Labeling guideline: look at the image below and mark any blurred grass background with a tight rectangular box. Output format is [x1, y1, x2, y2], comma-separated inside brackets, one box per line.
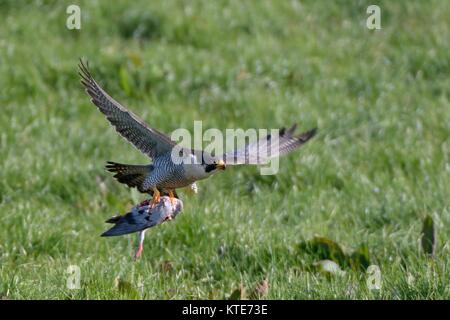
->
[0, 0, 449, 299]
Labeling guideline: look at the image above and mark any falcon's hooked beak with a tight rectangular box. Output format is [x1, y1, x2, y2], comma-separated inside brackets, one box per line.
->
[216, 160, 226, 170]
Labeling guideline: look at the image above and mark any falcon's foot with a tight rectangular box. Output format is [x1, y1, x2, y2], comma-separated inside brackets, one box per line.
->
[150, 188, 161, 208]
[168, 190, 177, 208]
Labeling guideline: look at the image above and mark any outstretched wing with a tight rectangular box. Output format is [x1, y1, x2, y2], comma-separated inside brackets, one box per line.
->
[79, 60, 175, 159]
[222, 125, 317, 165]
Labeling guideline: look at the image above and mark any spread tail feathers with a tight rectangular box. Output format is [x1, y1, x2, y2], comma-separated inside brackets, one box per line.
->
[105, 161, 152, 193]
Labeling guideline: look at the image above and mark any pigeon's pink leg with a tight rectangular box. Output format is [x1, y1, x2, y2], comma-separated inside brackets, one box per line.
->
[134, 230, 146, 260]
[134, 244, 144, 260]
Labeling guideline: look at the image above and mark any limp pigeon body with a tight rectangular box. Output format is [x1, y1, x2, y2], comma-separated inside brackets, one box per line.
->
[102, 196, 183, 259]
[102, 196, 183, 237]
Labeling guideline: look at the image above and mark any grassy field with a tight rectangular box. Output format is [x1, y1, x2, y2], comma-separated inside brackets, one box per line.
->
[0, 0, 449, 299]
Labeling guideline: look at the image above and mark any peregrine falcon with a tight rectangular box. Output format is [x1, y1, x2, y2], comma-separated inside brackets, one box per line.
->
[79, 60, 317, 206]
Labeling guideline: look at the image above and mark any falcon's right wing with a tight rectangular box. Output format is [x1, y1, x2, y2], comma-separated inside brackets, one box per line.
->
[79, 60, 175, 159]
[222, 124, 317, 165]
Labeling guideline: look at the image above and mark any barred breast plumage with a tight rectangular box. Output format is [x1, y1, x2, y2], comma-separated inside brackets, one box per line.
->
[142, 153, 192, 190]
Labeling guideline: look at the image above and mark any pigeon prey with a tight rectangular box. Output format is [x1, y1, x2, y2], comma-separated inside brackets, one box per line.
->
[102, 196, 183, 259]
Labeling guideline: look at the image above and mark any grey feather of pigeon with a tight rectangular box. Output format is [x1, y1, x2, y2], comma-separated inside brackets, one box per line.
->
[102, 196, 183, 237]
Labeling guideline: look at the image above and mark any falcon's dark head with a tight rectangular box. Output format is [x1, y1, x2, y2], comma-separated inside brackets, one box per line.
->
[204, 159, 226, 173]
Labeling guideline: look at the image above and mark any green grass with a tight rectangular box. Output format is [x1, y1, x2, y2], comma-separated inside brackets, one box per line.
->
[0, 0, 449, 299]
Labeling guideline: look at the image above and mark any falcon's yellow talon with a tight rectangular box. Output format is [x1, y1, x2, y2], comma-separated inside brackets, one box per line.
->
[168, 190, 176, 207]
[150, 188, 160, 208]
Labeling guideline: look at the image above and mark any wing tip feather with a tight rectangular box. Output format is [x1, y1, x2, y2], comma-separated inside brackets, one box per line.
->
[300, 127, 318, 141]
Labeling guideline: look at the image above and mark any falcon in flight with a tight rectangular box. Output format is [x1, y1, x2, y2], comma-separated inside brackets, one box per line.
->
[79, 60, 317, 206]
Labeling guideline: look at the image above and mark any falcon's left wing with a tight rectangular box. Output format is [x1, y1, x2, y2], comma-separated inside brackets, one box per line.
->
[79, 60, 176, 160]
